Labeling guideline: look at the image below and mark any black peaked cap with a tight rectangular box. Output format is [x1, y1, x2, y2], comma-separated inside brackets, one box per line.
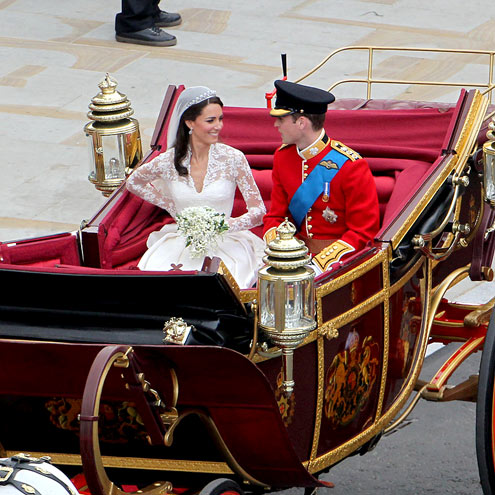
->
[270, 80, 335, 116]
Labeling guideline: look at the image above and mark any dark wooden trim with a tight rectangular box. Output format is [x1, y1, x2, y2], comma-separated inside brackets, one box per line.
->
[80, 225, 101, 268]
[150, 84, 179, 150]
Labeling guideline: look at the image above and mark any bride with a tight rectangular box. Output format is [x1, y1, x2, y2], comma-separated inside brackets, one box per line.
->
[126, 86, 266, 288]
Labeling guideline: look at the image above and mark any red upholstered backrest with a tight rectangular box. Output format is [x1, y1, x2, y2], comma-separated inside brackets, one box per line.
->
[98, 98, 459, 268]
[0, 232, 80, 267]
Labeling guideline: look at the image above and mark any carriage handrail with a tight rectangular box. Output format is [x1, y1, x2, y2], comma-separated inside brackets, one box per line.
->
[290, 46, 495, 101]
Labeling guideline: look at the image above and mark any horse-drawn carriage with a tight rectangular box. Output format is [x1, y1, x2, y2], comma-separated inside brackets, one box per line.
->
[2, 46, 495, 494]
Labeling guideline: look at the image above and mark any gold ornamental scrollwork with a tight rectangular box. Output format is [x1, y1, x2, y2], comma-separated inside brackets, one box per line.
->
[163, 317, 193, 345]
[318, 322, 339, 340]
[4, 451, 234, 474]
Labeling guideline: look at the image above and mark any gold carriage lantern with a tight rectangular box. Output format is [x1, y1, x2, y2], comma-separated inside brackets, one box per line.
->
[84, 73, 142, 196]
[257, 219, 316, 396]
[483, 117, 495, 206]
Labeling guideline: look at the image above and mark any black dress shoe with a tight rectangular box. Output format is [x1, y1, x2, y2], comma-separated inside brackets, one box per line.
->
[116, 26, 177, 47]
[154, 10, 182, 27]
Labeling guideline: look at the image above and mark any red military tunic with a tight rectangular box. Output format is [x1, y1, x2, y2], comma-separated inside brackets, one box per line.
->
[263, 132, 380, 266]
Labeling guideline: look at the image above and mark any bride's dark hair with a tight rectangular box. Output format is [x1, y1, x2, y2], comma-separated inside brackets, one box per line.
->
[174, 96, 224, 175]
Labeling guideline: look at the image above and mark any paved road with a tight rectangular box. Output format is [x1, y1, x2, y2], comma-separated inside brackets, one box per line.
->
[283, 343, 484, 495]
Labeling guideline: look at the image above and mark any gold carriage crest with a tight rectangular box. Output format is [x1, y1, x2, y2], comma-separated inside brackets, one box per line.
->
[323, 333, 379, 428]
[45, 398, 148, 443]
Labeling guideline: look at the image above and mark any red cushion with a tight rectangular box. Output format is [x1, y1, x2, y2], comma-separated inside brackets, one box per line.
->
[380, 161, 432, 228]
[0, 233, 80, 267]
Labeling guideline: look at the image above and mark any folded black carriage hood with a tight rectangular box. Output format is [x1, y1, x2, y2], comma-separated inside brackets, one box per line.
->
[0, 268, 250, 348]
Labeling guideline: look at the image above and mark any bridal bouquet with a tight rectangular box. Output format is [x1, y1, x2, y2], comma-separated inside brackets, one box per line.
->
[176, 206, 229, 258]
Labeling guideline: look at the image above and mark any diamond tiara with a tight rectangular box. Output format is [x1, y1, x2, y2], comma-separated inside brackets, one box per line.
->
[184, 89, 217, 111]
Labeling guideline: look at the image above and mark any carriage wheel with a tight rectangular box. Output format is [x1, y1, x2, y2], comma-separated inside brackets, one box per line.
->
[199, 478, 243, 495]
[476, 310, 495, 494]
[79, 345, 172, 495]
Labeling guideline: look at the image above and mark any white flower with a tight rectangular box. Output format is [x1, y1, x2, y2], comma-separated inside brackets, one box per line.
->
[176, 206, 229, 258]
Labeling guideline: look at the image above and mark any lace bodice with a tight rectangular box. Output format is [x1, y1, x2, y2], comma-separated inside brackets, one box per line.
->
[126, 143, 266, 233]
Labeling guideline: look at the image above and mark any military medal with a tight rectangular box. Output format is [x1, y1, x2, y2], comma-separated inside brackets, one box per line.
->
[322, 181, 330, 202]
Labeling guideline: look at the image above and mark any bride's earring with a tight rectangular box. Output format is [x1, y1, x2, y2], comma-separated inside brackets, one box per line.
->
[188, 128, 193, 135]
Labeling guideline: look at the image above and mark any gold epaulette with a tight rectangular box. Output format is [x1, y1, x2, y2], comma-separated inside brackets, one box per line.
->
[312, 240, 355, 272]
[331, 140, 361, 161]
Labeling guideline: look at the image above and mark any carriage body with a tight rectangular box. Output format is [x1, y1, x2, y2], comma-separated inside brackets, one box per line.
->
[1, 47, 495, 494]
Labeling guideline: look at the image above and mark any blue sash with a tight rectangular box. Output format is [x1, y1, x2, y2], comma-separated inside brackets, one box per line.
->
[289, 148, 348, 229]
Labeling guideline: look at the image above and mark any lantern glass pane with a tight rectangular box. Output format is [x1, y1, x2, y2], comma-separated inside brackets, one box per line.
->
[259, 277, 276, 329]
[101, 134, 126, 180]
[284, 279, 314, 329]
[86, 133, 96, 179]
[484, 145, 495, 202]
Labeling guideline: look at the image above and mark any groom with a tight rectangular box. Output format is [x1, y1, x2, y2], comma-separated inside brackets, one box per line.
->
[263, 80, 380, 273]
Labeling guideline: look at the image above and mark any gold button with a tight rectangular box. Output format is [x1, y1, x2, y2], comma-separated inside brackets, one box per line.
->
[308, 207, 312, 212]
[307, 224, 312, 230]
[304, 164, 309, 170]
[303, 173, 308, 178]
[307, 216, 312, 221]
[308, 233, 313, 238]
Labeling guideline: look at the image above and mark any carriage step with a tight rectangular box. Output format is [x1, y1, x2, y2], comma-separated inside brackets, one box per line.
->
[416, 375, 478, 402]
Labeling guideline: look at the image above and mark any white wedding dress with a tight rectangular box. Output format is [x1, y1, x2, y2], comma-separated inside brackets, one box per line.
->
[126, 143, 266, 288]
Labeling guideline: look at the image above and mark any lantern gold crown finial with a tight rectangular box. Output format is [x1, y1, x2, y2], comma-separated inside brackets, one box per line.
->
[99, 73, 118, 94]
[87, 73, 134, 122]
[263, 218, 310, 270]
[276, 218, 297, 239]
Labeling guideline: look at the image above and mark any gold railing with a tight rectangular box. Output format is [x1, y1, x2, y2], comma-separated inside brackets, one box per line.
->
[293, 46, 495, 101]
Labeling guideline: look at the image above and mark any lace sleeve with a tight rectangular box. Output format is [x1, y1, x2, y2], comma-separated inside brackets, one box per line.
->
[228, 151, 266, 233]
[126, 152, 177, 217]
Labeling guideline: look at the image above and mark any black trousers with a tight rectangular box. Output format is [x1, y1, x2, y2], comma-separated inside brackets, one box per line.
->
[115, 0, 161, 34]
